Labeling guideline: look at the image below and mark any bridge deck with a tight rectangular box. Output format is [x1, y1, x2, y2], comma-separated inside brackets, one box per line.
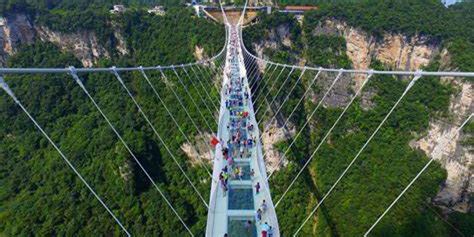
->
[206, 26, 279, 237]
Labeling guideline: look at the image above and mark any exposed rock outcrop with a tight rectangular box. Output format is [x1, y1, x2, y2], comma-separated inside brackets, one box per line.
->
[253, 18, 473, 212]
[312, 19, 440, 90]
[119, 160, 134, 181]
[0, 14, 35, 65]
[36, 26, 110, 67]
[114, 29, 128, 56]
[261, 119, 296, 172]
[412, 78, 473, 212]
[194, 45, 205, 61]
[181, 133, 213, 166]
[317, 20, 473, 212]
[0, 13, 128, 67]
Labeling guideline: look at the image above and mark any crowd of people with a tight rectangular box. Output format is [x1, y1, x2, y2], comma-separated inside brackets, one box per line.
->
[219, 27, 275, 237]
[218, 43, 255, 197]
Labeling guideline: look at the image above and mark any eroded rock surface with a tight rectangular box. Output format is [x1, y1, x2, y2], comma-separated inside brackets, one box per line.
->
[181, 132, 213, 166]
[0, 13, 128, 67]
[412, 79, 473, 212]
[261, 119, 296, 172]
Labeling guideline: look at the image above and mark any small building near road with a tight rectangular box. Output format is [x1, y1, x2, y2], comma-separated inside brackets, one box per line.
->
[279, 5, 318, 14]
[278, 5, 318, 24]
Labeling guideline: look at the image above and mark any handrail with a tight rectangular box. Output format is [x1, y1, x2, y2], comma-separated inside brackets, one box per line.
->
[0, 54, 227, 74]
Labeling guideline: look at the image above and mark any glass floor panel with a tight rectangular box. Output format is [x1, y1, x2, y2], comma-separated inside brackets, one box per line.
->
[228, 216, 257, 237]
[231, 162, 251, 180]
[228, 186, 254, 210]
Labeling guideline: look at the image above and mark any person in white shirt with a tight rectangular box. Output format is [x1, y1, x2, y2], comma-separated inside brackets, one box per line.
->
[260, 199, 267, 213]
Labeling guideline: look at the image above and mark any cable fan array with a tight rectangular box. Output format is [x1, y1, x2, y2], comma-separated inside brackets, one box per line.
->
[1, 51, 227, 236]
[1, 0, 474, 235]
[239, 23, 474, 235]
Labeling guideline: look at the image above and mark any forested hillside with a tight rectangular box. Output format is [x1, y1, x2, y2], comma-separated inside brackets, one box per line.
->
[1, 0, 473, 236]
[0, 4, 224, 236]
[0, 0, 186, 12]
[244, 0, 473, 236]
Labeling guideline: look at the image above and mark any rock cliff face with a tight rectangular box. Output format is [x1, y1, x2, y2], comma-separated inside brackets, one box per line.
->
[261, 120, 296, 173]
[252, 18, 473, 212]
[194, 45, 205, 61]
[181, 133, 213, 166]
[412, 75, 473, 213]
[0, 14, 35, 65]
[252, 24, 287, 61]
[0, 13, 127, 67]
[35, 26, 111, 67]
[312, 19, 439, 90]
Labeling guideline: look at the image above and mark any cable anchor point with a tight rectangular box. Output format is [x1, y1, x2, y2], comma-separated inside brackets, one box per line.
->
[368, 69, 374, 76]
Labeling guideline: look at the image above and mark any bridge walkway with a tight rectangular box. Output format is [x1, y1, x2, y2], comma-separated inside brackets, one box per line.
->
[205, 25, 280, 237]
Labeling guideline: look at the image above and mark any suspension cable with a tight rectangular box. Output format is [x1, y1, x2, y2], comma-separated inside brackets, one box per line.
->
[270, 69, 321, 141]
[188, 65, 220, 109]
[196, 63, 221, 101]
[172, 67, 216, 131]
[250, 62, 273, 96]
[260, 68, 320, 166]
[261, 68, 307, 135]
[191, 65, 220, 109]
[251, 63, 279, 100]
[245, 59, 259, 88]
[159, 68, 214, 150]
[238, 32, 474, 78]
[275, 72, 373, 207]
[364, 113, 473, 236]
[139, 68, 213, 179]
[248, 64, 263, 91]
[294, 72, 422, 236]
[69, 67, 194, 236]
[243, 50, 252, 68]
[182, 66, 219, 117]
[245, 53, 262, 79]
[255, 67, 294, 115]
[256, 66, 295, 116]
[0, 76, 131, 237]
[253, 66, 286, 108]
[246, 59, 260, 85]
[266, 70, 344, 180]
[246, 59, 262, 90]
[111, 68, 209, 208]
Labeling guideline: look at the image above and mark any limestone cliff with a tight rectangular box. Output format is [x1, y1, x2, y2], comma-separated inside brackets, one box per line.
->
[312, 19, 440, 90]
[0, 14, 35, 65]
[181, 132, 214, 166]
[251, 18, 473, 212]
[252, 24, 291, 61]
[411, 63, 473, 212]
[0, 13, 128, 67]
[35, 26, 111, 67]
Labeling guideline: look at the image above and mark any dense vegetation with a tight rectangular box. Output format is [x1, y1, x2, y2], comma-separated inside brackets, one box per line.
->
[303, 0, 472, 40]
[1, 0, 224, 63]
[243, 12, 303, 64]
[302, 0, 474, 77]
[0, 0, 472, 236]
[306, 35, 351, 68]
[244, 1, 473, 236]
[0, 0, 186, 14]
[0, 6, 225, 236]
